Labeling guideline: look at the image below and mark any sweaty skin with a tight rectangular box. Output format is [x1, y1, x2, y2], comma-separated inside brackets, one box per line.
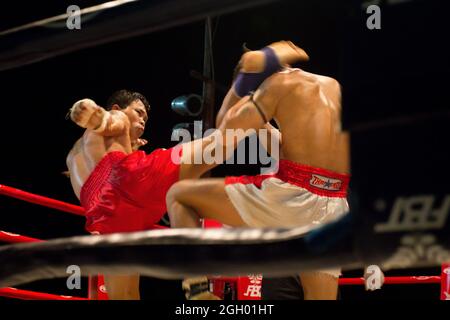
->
[227, 68, 349, 300]
[220, 68, 349, 174]
[66, 98, 148, 300]
[263, 69, 348, 173]
[167, 66, 349, 301]
[66, 99, 147, 199]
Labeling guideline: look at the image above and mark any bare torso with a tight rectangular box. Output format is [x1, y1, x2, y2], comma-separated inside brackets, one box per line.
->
[66, 126, 132, 199]
[272, 69, 349, 174]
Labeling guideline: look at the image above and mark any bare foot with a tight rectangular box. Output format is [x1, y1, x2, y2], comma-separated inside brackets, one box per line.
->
[240, 40, 309, 73]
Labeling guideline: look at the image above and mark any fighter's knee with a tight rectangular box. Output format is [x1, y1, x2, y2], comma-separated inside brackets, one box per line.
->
[166, 183, 180, 205]
[166, 180, 190, 204]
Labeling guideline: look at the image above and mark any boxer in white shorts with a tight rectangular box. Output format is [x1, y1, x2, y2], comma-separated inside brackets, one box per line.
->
[167, 43, 349, 299]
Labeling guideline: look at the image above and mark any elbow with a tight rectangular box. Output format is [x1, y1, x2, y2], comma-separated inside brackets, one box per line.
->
[215, 113, 222, 129]
[216, 107, 230, 128]
[219, 110, 236, 131]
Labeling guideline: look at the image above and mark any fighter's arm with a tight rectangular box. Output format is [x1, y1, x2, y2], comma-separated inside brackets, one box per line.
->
[216, 93, 277, 154]
[69, 99, 128, 136]
[216, 88, 240, 128]
[216, 71, 299, 156]
[261, 122, 282, 157]
[217, 92, 282, 152]
[219, 96, 273, 132]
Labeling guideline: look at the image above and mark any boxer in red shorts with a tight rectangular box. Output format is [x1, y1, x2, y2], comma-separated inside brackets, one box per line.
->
[67, 90, 182, 234]
[66, 90, 216, 299]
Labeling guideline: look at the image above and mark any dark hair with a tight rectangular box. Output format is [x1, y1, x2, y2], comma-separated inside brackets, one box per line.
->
[106, 89, 150, 112]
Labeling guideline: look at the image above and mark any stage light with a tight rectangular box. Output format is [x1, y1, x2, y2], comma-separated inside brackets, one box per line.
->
[171, 94, 203, 117]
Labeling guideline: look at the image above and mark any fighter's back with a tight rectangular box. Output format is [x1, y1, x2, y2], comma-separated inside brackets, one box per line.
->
[273, 69, 349, 174]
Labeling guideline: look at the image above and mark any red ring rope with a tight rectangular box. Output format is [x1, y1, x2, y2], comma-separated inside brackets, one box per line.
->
[209, 275, 442, 286]
[0, 287, 88, 300]
[0, 184, 84, 216]
[0, 230, 42, 243]
[339, 276, 441, 285]
[0, 183, 168, 229]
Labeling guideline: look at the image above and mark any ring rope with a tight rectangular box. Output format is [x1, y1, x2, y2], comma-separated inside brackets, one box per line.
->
[1, 229, 443, 287]
[0, 230, 42, 243]
[0, 229, 446, 297]
[1, 229, 444, 288]
[0, 287, 88, 300]
[339, 276, 441, 285]
[209, 275, 442, 286]
[0, 184, 84, 216]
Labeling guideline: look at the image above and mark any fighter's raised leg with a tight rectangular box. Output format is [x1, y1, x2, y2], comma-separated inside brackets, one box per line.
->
[167, 178, 246, 228]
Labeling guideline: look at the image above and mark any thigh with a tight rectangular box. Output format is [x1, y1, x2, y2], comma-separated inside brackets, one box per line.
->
[178, 136, 220, 180]
[172, 178, 247, 227]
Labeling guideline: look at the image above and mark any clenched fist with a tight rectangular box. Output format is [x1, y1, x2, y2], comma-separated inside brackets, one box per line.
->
[70, 98, 105, 130]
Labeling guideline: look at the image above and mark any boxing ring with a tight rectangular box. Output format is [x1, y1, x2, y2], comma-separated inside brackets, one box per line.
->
[1, 0, 449, 301]
[0, 184, 449, 300]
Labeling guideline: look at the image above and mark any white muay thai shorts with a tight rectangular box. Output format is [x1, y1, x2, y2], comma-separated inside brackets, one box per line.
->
[225, 159, 350, 278]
